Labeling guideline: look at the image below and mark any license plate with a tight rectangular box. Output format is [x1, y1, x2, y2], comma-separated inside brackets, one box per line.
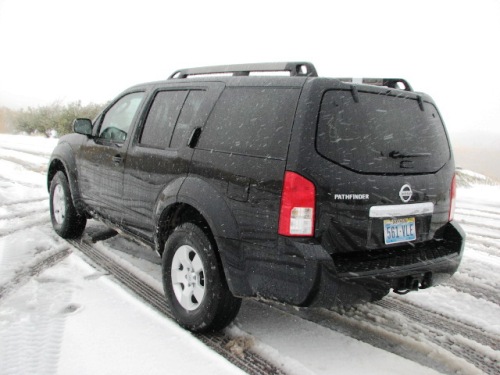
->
[383, 217, 416, 244]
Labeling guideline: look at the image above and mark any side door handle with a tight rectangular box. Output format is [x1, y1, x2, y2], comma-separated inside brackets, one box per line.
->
[112, 154, 123, 165]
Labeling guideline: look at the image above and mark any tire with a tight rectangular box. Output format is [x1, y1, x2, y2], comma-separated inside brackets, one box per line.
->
[49, 171, 86, 239]
[162, 223, 241, 332]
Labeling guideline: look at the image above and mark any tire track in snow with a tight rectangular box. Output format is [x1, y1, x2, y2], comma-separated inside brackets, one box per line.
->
[455, 255, 500, 298]
[445, 275, 500, 305]
[456, 204, 500, 216]
[455, 209, 500, 222]
[459, 221, 500, 233]
[457, 201, 500, 212]
[455, 210, 500, 241]
[445, 234, 500, 304]
[460, 228, 500, 241]
[0, 207, 49, 221]
[68, 234, 499, 375]
[0, 145, 52, 158]
[274, 297, 499, 375]
[377, 297, 499, 350]
[0, 174, 43, 189]
[0, 155, 47, 174]
[0, 248, 74, 375]
[0, 213, 51, 238]
[463, 242, 500, 260]
[0, 247, 72, 299]
[271, 302, 485, 375]
[459, 221, 500, 236]
[374, 298, 500, 375]
[67, 238, 286, 375]
[2, 196, 48, 207]
[465, 235, 500, 253]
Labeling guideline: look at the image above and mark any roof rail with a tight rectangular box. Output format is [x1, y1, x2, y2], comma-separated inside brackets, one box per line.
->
[168, 62, 318, 79]
[338, 78, 413, 92]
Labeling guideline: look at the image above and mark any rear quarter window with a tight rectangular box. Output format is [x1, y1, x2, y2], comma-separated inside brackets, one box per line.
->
[316, 90, 450, 174]
[139, 90, 187, 149]
[170, 90, 206, 149]
[198, 87, 300, 159]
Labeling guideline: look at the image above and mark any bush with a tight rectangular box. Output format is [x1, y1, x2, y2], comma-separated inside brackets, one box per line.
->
[0, 107, 15, 133]
[12, 101, 105, 136]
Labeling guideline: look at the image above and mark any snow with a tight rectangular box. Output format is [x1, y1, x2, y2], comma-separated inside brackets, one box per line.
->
[0, 134, 58, 156]
[233, 301, 441, 375]
[1, 255, 245, 375]
[403, 286, 500, 334]
[1, 134, 499, 375]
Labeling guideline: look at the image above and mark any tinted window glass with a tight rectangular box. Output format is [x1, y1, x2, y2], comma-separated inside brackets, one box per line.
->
[140, 91, 187, 149]
[99, 92, 144, 142]
[198, 87, 300, 158]
[316, 90, 450, 174]
[170, 90, 206, 148]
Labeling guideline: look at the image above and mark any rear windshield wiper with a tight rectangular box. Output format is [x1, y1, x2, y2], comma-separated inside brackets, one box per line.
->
[386, 151, 431, 159]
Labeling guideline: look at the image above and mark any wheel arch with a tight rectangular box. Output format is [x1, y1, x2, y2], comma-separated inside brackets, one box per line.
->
[47, 142, 85, 215]
[47, 158, 66, 190]
[154, 177, 241, 293]
[155, 202, 213, 257]
[154, 177, 239, 253]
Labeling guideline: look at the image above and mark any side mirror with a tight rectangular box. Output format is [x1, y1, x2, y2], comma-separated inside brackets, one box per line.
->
[73, 118, 93, 136]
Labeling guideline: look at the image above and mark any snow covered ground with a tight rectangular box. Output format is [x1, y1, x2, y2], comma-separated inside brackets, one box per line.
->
[0, 134, 499, 375]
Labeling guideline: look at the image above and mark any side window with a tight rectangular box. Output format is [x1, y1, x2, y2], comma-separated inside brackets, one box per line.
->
[139, 90, 187, 149]
[198, 87, 300, 158]
[99, 92, 145, 142]
[170, 90, 206, 148]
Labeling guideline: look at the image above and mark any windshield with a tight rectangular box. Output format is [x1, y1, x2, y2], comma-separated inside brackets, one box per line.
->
[316, 90, 450, 174]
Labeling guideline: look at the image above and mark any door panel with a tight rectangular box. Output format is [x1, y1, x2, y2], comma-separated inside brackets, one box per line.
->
[77, 140, 126, 217]
[122, 84, 224, 240]
[77, 92, 145, 220]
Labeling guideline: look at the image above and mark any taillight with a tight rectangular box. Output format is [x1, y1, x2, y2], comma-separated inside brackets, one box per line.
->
[449, 174, 457, 222]
[278, 171, 316, 236]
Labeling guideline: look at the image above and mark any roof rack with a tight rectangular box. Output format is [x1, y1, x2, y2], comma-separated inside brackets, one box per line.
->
[338, 78, 413, 92]
[168, 62, 318, 79]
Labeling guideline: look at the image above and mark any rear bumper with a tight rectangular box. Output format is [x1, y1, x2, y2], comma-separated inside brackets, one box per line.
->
[311, 223, 464, 307]
[218, 221, 465, 308]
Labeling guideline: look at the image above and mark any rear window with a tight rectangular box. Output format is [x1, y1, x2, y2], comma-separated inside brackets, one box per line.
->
[198, 87, 300, 159]
[316, 90, 450, 174]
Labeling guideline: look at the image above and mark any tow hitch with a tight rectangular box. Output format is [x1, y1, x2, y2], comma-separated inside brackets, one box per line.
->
[393, 273, 432, 295]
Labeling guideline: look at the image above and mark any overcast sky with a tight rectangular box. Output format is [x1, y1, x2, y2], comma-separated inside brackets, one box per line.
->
[1, 0, 499, 143]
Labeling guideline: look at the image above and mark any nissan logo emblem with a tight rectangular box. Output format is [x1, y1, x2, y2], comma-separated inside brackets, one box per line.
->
[399, 184, 412, 203]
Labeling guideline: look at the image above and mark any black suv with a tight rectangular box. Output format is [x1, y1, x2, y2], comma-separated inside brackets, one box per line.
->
[48, 62, 465, 332]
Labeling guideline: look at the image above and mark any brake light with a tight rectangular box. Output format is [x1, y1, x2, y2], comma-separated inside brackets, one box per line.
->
[278, 171, 316, 236]
[449, 174, 457, 222]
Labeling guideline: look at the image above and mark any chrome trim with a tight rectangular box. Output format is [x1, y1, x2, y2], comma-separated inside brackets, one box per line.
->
[369, 202, 434, 218]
